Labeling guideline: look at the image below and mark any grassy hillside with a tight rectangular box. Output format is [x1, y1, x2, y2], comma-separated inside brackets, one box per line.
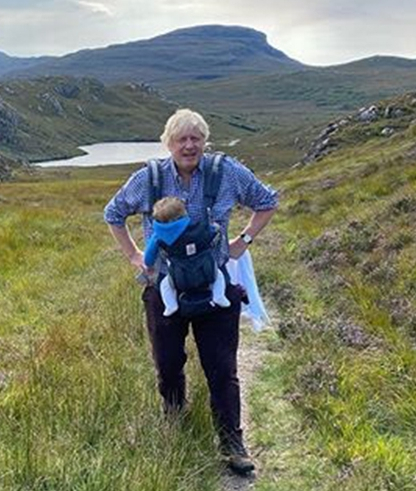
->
[0, 165, 224, 490]
[246, 91, 416, 489]
[0, 75, 258, 168]
[0, 76, 177, 162]
[1, 90, 416, 489]
[168, 60, 416, 169]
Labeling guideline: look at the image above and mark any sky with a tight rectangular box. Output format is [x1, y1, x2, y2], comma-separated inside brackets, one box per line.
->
[0, 0, 415, 66]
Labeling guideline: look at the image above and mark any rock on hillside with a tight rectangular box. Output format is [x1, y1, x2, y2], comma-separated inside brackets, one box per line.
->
[298, 92, 416, 166]
[2, 25, 304, 86]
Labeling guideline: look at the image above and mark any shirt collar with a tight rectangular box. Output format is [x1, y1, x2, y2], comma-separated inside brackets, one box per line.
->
[168, 154, 205, 183]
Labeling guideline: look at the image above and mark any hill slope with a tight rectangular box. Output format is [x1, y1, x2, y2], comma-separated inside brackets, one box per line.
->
[249, 90, 416, 489]
[173, 58, 416, 168]
[0, 76, 177, 162]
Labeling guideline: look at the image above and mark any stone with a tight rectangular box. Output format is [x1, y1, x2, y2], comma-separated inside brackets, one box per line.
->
[381, 127, 394, 137]
[357, 105, 378, 122]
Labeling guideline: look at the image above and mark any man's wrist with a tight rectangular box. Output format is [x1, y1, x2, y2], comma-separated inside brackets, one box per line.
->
[239, 232, 253, 245]
[128, 249, 143, 262]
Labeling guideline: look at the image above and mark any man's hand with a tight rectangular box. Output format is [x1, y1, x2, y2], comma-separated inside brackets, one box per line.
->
[129, 250, 146, 271]
[229, 237, 248, 259]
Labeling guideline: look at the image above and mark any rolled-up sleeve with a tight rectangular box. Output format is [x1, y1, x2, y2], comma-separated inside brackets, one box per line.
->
[226, 158, 278, 211]
[104, 168, 149, 226]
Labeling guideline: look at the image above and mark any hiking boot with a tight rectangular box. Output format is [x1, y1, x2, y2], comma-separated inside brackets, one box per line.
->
[221, 443, 255, 475]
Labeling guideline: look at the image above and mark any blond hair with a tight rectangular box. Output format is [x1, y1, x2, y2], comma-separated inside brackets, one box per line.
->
[153, 197, 187, 223]
[160, 108, 210, 148]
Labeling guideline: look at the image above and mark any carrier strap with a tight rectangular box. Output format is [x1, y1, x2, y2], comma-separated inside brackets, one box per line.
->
[203, 152, 225, 211]
[147, 158, 163, 213]
[146, 152, 225, 213]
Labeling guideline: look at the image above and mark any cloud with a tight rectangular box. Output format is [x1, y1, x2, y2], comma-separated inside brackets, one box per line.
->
[76, 0, 114, 16]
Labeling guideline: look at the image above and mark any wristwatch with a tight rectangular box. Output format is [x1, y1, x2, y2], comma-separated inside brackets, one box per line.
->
[240, 232, 253, 245]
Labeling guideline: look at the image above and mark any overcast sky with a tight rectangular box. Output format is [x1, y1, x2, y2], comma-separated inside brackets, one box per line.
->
[0, 0, 415, 66]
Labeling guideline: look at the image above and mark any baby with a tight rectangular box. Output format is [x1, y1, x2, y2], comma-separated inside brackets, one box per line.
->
[144, 196, 230, 316]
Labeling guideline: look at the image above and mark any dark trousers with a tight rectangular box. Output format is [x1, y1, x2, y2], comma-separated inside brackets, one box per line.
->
[142, 284, 244, 448]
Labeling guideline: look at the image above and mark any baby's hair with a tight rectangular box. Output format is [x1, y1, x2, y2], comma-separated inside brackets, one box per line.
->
[153, 197, 187, 223]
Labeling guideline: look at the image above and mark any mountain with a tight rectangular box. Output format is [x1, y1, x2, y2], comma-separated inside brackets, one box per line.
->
[0, 51, 54, 77]
[1, 25, 304, 85]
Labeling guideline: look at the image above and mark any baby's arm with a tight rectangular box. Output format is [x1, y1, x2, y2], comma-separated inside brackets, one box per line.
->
[143, 234, 160, 267]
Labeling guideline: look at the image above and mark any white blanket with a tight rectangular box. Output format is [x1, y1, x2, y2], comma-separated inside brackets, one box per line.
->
[226, 250, 271, 332]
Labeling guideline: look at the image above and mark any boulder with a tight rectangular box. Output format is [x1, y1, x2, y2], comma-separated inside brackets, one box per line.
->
[53, 82, 81, 99]
[381, 127, 394, 137]
[357, 105, 378, 122]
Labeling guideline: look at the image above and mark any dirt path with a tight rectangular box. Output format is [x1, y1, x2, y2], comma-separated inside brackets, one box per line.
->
[221, 322, 270, 491]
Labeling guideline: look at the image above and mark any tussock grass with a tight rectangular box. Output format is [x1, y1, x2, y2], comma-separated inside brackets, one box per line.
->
[0, 174, 221, 490]
[247, 116, 416, 489]
[2, 112, 416, 490]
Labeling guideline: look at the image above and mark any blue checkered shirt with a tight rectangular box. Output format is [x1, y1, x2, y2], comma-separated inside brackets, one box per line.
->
[104, 153, 278, 268]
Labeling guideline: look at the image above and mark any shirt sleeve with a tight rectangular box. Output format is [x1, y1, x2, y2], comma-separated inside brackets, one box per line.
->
[103, 167, 150, 226]
[225, 157, 278, 211]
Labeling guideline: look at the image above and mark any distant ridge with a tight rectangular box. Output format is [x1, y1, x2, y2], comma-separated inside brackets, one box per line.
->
[0, 51, 54, 77]
[0, 25, 305, 85]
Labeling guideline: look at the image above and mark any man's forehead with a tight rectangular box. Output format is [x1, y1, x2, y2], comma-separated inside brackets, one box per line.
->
[174, 126, 204, 140]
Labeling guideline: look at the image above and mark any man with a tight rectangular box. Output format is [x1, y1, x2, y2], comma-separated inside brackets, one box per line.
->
[104, 108, 277, 474]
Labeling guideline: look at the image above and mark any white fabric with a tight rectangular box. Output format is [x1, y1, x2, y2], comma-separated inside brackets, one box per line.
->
[212, 269, 231, 308]
[160, 275, 179, 316]
[226, 250, 271, 332]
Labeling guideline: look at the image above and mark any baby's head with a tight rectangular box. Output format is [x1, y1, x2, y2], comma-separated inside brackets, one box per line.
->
[153, 197, 187, 223]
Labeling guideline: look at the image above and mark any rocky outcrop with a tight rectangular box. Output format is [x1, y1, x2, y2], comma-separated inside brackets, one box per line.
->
[0, 97, 22, 144]
[297, 119, 349, 166]
[39, 92, 65, 116]
[357, 105, 378, 122]
[53, 81, 81, 99]
[297, 94, 416, 166]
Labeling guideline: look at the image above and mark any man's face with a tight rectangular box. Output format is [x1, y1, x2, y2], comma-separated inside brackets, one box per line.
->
[168, 127, 205, 175]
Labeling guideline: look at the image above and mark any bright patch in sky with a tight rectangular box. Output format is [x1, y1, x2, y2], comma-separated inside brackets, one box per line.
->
[76, 1, 113, 16]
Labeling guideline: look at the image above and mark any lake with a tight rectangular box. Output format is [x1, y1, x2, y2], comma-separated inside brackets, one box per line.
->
[35, 142, 170, 167]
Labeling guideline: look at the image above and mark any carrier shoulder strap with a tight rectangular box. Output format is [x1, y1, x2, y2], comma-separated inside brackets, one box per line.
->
[147, 158, 163, 213]
[147, 152, 225, 214]
[203, 152, 225, 211]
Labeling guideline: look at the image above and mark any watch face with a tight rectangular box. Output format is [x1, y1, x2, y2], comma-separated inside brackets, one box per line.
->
[241, 233, 252, 244]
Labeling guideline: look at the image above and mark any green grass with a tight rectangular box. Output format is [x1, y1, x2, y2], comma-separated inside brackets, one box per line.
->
[2, 97, 416, 489]
[0, 171, 222, 490]
[245, 103, 416, 489]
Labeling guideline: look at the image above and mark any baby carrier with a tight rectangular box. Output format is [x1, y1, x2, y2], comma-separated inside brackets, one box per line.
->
[147, 152, 226, 317]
